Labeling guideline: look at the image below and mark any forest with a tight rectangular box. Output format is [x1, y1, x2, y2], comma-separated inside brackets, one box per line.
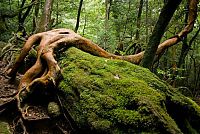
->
[0, 0, 200, 133]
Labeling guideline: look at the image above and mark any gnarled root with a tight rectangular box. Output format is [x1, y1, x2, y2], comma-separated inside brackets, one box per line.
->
[7, 0, 199, 114]
[7, 29, 144, 111]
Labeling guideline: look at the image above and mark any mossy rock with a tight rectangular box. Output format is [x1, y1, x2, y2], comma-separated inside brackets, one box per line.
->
[0, 121, 11, 134]
[48, 102, 61, 117]
[58, 47, 200, 134]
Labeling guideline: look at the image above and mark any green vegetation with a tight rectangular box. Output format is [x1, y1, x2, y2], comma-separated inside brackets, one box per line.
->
[58, 47, 200, 133]
[0, 121, 11, 134]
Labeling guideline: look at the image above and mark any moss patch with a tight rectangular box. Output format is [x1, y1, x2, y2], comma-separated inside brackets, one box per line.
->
[0, 121, 11, 134]
[48, 102, 61, 117]
[58, 47, 200, 134]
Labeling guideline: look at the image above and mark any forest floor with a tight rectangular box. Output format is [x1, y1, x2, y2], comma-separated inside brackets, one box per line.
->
[0, 60, 18, 111]
[0, 60, 72, 134]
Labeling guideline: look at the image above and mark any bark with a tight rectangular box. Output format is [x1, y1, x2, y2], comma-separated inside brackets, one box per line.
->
[135, 0, 144, 40]
[145, 0, 149, 43]
[141, 0, 182, 69]
[32, 0, 40, 33]
[37, 0, 54, 32]
[74, 0, 83, 33]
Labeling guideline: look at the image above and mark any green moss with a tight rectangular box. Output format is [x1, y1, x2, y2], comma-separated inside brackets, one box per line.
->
[0, 121, 11, 134]
[58, 47, 200, 134]
[48, 102, 61, 117]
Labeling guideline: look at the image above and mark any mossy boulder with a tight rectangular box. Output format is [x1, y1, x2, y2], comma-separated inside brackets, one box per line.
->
[0, 121, 11, 134]
[58, 47, 200, 134]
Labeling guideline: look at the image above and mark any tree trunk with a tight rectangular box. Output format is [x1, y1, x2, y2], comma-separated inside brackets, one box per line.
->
[145, 0, 149, 44]
[74, 0, 83, 33]
[177, 2, 189, 68]
[37, 0, 54, 32]
[141, 0, 182, 70]
[104, 0, 111, 49]
[135, 0, 144, 41]
[32, 0, 40, 33]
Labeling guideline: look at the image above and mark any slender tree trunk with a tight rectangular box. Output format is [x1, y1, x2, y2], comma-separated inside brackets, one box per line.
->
[74, 0, 83, 33]
[177, 2, 189, 68]
[141, 0, 182, 70]
[135, 0, 143, 40]
[145, 0, 149, 44]
[37, 0, 54, 32]
[178, 27, 200, 68]
[32, 0, 40, 33]
[104, 0, 111, 49]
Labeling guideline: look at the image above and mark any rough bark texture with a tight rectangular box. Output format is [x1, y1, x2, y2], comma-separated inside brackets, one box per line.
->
[135, 0, 143, 40]
[37, 0, 54, 32]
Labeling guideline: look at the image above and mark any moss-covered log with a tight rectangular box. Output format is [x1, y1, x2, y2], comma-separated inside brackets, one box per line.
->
[58, 47, 200, 134]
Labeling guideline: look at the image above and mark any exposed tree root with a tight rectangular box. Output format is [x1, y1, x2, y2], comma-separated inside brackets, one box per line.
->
[2, 0, 198, 133]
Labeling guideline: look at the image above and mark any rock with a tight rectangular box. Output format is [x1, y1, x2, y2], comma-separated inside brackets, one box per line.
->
[58, 47, 200, 134]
